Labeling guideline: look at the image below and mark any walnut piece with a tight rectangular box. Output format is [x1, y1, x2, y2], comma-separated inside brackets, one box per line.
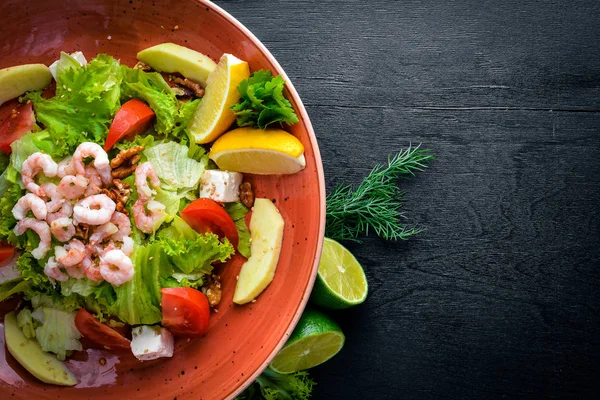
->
[172, 77, 205, 98]
[203, 275, 223, 308]
[110, 146, 145, 169]
[239, 182, 255, 208]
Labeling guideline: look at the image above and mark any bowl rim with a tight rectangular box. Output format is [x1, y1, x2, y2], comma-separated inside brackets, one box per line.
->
[199, 0, 326, 398]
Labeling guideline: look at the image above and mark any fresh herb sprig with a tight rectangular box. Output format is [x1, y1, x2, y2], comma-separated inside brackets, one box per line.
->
[325, 144, 433, 242]
[231, 70, 299, 129]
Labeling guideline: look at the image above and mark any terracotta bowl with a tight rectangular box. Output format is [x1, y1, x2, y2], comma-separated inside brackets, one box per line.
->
[0, 0, 325, 398]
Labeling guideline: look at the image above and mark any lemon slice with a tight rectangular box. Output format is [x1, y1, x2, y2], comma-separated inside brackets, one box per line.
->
[209, 127, 306, 175]
[188, 53, 250, 144]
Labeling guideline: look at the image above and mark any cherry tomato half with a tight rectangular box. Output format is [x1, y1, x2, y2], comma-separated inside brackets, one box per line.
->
[104, 99, 155, 151]
[0, 243, 15, 264]
[74, 308, 131, 351]
[0, 101, 35, 154]
[161, 287, 210, 338]
[181, 198, 239, 248]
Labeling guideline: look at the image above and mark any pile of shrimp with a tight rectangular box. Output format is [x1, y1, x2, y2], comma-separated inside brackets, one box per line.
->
[11, 142, 165, 287]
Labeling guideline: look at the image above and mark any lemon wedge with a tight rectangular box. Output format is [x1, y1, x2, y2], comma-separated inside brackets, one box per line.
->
[209, 127, 306, 174]
[188, 53, 250, 144]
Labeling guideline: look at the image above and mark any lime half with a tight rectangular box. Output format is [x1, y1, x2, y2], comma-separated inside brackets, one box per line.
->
[270, 309, 345, 374]
[310, 237, 368, 310]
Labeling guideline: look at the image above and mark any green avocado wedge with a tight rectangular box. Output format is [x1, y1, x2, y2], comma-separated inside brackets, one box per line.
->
[4, 312, 78, 386]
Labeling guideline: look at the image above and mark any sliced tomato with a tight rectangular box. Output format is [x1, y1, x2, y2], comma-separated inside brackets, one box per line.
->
[104, 99, 155, 151]
[181, 198, 239, 247]
[74, 308, 131, 351]
[0, 101, 35, 154]
[161, 287, 210, 338]
[0, 243, 15, 263]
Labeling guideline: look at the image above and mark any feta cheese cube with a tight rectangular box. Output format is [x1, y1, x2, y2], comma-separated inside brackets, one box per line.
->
[130, 326, 174, 361]
[49, 51, 88, 81]
[199, 170, 243, 203]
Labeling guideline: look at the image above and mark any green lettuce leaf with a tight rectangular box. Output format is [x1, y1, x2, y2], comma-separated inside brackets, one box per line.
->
[24, 53, 123, 157]
[231, 70, 299, 129]
[0, 152, 8, 174]
[121, 67, 178, 135]
[172, 98, 201, 139]
[224, 202, 252, 258]
[16, 308, 38, 339]
[31, 307, 82, 361]
[157, 216, 235, 275]
[109, 242, 173, 325]
[144, 142, 206, 193]
[0, 179, 25, 246]
[0, 280, 29, 302]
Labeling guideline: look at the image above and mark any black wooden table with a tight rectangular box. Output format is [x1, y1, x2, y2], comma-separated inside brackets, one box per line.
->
[216, 1, 600, 398]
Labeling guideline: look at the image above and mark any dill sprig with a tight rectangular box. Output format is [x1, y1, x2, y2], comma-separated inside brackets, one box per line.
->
[325, 144, 433, 242]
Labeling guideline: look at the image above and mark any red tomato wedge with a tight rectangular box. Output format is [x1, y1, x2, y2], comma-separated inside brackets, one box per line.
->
[104, 99, 155, 151]
[181, 198, 239, 247]
[161, 287, 210, 338]
[0, 243, 15, 263]
[0, 100, 35, 154]
[74, 308, 131, 351]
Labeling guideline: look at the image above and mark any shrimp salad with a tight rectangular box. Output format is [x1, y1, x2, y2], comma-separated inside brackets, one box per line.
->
[0, 45, 302, 385]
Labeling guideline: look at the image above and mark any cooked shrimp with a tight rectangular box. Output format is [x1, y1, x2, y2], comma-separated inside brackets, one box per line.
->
[99, 249, 134, 286]
[133, 199, 165, 233]
[14, 219, 51, 259]
[81, 245, 102, 281]
[58, 175, 89, 200]
[57, 157, 77, 178]
[104, 237, 134, 257]
[110, 212, 131, 241]
[73, 194, 116, 225]
[84, 166, 103, 196]
[89, 222, 119, 244]
[46, 201, 73, 225]
[50, 217, 76, 242]
[12, 193, 47, 220]
[135, 162, 160, 201]
[21, 152, 58, 196]
[40, 183, 64, 213]
[44, 257, 69, 283]
[72, 142, 112, 185]
[55, 240, 86, 279]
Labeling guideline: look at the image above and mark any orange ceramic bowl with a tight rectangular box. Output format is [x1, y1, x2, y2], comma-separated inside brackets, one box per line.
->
[0, 0, 325, 399]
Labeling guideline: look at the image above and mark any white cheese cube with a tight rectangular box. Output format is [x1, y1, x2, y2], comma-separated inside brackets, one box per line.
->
[130, 326, 174, 361]
[0, 252, 21, 285]
[199, 170, 243, 203]
[49, 51, 88, 81]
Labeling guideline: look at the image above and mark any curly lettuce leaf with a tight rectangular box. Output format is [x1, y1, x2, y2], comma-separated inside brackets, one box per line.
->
[158, 216, 235, 275]
[24, 53, 123, 157]
[231, 70, 299, 129]
[144, 142, 206, 193]
[0, 178, 25, 246]
[121, 67, 178, 135]
[224, 202, 252, 258]
[31, 307, 82, 361]
[0, 152, 8, 174]
[0, 280, 29, 302]
[109, 242, 173, 325]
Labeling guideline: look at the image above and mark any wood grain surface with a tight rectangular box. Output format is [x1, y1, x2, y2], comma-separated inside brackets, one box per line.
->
[215, 0, 600, 398]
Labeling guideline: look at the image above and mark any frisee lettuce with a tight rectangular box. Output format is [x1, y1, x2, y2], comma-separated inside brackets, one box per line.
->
[231, 70, 299, 129]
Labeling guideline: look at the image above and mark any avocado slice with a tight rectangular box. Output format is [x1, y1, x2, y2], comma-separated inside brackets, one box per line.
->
[0, 64, 52, 106]
[4, 312, 78, 386]
[137, 43, 217, 87]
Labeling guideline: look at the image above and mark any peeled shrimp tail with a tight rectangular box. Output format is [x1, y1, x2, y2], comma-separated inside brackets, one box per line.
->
[133, 199, 165, 233]
[21, 152, 58, 197]
[72, 142, 112, 185]
[14, 219, 51, 259]
[50, 217, 76, 242]
[12, 193, 47, 220]
[99, 249, 134, 286]
[135, 162, 160, 201]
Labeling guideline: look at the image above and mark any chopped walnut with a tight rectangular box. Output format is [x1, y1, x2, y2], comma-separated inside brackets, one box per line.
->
[111, 146, 145, 179]
[74, 224, 91, 241]
[239, 182, 255, 208]
[101, 179, 132, 216]
[172, 77, 205, 98]
[203, 275, 222, 307]
[110, 146, 145, 169]
[133, 61, 152, 71]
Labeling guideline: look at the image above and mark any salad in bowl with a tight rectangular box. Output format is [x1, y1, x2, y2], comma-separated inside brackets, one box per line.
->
[0, 43, 305, 386]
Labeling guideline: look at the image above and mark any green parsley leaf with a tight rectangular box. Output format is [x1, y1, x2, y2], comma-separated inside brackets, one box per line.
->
[231, 70, 299, 129]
